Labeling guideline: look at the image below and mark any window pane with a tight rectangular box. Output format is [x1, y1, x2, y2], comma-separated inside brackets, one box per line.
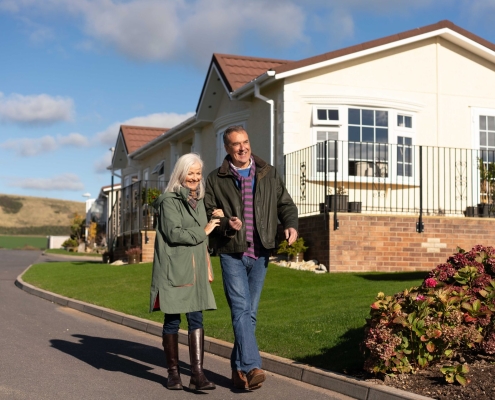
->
[316, 142, 325, 158]
[405, 137, 412, 145]
[362, 127, 374, 142]
[362, 110, 374, 126]
[349, 108, 360, 125]
[376, 111, 388, 127]
[397, 115, 403, 127]
[348, 142, 357, 159]
[317, 109, 327, 120]
[349, 126, 360, 142]
[405, 164, 412, 177]
[398, 136, 403, 145]
[489, 116, 495, 131]
[397, 164, 403, 176]
[404, 147, 412, 163]
[405, 116, 412, 128]
[316, 159, 325, 172]
[397, 147, 404, 162]
[480, 132, 487, 146]
[480, 115, 487, 130]
[376, 128, 388, 143]
[489, 132, 495, 147]
[327, 131, 338, 140]
[375, 144, 388, 161]
[328, 110, 339, 121]
[317, 131, 327, 141]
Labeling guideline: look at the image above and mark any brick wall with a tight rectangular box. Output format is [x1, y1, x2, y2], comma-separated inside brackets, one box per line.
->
[297, 213, 495, 273]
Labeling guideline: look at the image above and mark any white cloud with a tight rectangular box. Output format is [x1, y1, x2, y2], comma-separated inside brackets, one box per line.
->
[95, 111, 195, 146]
[0, 93, 74, 125]
[0, 133, 89, 157]
[10, 173, 85, 191]
[94, 151, 113, 174]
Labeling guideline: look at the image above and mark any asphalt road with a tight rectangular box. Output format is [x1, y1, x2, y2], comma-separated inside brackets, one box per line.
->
[0, 249, 353, 400]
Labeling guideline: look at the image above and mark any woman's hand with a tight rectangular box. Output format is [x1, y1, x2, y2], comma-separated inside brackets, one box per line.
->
[212, 208, 224, 218]
[204, 218, 221, 235]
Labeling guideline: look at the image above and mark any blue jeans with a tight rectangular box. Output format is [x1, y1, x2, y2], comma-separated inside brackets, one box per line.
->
[162, 311, 203, 335]
[220, 251, 269, 373]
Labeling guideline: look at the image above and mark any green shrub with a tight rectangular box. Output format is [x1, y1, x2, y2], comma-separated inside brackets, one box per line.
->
[62, 238, 79, 248]
[362, 245, 495, 386]
[0, 195, 23, 214]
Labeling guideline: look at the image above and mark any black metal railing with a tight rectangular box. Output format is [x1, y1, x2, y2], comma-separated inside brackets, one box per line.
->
[108, 180, 163, 247]
[284, 140, 494, 219]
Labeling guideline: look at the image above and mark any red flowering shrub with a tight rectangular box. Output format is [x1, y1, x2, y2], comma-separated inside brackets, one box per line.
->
[362, 245, 495, 386]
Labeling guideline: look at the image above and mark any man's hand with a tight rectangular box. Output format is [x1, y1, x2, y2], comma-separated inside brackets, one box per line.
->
[284, 227, 298, 246]
[229, 216, 242, 231]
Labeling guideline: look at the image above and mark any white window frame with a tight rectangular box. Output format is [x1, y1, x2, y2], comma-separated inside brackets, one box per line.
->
[312, 106, 342, 126]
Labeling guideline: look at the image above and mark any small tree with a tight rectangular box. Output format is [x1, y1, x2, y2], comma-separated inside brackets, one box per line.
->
[70, 213, 85, 243]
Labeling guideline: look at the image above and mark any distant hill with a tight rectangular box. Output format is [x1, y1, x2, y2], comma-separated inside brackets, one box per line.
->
[0, 194, 86, 236]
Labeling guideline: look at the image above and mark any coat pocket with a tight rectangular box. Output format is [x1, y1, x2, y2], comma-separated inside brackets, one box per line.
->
[166, 249, 195, 287]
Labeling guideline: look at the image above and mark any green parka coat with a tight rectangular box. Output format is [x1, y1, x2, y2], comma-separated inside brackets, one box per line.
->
[149, 187, 216, 314]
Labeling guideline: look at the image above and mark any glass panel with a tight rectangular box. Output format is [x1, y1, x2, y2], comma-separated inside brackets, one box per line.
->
[348, 126, 360, 142]
[398, 136, 404, 145]
[405, 137, 412, 145]
[489, 132, 495, 147]
[362, 127, 374, 142]
[317, 131, 327, 141]
[376, 110, 388, 127]
[405, 116, 412, 128]
[405, 164, 412, 177]
[327, 131, 338, 140]
[375, 144, 388, 161]
[397, 115, 403, 127]
[376, 128, 388, 143]
[488, 116, 495, 131]
[317, 109, 327, 120]
[397, 164, 403, 176]
[348, 142, 357, 159]
[480, 132, 487, 146]
[480, 115, 487, 130]
[404, 147, 412, 163]
[349, 108, 360, 125]
[316, 159, 325, 173]
[362, 143, 374, 160]
[316, 142, 325, 158]
[397, 147, 404, 162]
[328, 110, 339, 121]
[362, 110, 374, 126]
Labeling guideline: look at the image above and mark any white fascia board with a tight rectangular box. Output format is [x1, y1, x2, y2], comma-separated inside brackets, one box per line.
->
[276, 28, 495, 79]
[232, 71, 275, 100]
[130, 115, 198, 159]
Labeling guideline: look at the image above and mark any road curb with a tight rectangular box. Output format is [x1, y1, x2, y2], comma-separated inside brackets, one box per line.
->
[15, 268, 432, 400]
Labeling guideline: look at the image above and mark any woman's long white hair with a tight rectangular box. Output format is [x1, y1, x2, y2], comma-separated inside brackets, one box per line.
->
[165, 153, 205, 199]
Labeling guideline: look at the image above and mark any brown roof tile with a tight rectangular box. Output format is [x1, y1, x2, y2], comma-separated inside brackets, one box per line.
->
[213, 53, 291, 92]
[274, 20, 495, 75]
[120, 125, 169, 154]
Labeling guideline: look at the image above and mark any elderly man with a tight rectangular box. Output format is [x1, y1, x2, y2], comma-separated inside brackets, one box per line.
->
[205, 125, 298, 390]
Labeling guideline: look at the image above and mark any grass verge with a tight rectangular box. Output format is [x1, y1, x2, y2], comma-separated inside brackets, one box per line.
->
[44, 249, 102, 257]
[22, 258, 425, 374]
[0, 235, 46, 250]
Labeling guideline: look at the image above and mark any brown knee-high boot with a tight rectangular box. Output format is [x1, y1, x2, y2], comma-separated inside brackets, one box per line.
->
[162, 334, 183, 390]
[188, 328, 215, 390]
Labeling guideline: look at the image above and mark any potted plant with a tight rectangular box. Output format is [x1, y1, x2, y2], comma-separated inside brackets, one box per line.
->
[277, 237, 308, 262]
[125, 247, 142, 264]
[325, 186, 348, 212]
[141, 187, 161, 228]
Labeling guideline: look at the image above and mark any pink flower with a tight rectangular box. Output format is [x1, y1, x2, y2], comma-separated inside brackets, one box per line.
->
[424, 278, 437, 288]
[416, 294, 425, 301]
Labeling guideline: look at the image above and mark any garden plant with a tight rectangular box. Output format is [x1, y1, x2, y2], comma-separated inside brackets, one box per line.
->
[363, 245, 495, 387]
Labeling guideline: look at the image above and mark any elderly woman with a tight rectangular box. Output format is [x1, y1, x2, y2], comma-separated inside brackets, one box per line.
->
[149, 153, 222, 391]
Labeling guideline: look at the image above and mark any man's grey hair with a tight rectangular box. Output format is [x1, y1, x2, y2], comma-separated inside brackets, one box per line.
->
[223, 125, 247, 145]
[165, 153, 205, 199]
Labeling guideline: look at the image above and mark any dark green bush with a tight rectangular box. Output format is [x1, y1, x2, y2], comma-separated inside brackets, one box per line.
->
[0, 196, 23, 214]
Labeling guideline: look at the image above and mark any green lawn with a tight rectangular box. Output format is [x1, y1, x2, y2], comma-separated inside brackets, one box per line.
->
[0, 235, 46, 250]
[22, 258, 426, 374]
[44, 248, 102, 257]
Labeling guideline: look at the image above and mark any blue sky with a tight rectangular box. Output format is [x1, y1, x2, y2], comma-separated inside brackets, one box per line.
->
[1, 0, 495, 203]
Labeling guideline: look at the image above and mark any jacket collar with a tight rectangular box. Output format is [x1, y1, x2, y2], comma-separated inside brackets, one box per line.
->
[218, 154, 268, 177]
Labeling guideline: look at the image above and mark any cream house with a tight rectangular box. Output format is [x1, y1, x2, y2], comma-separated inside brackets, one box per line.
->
[109, 20, 495, 264]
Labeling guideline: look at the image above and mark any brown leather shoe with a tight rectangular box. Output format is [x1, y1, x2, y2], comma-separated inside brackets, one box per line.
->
[246, 368, 265, 390]
[232, 370, 248, 390]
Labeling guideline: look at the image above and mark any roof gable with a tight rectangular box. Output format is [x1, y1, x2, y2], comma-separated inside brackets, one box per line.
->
[273, 20, 495, 78]
[213, 53, 291, 92]
[120, 125, 169, 154]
